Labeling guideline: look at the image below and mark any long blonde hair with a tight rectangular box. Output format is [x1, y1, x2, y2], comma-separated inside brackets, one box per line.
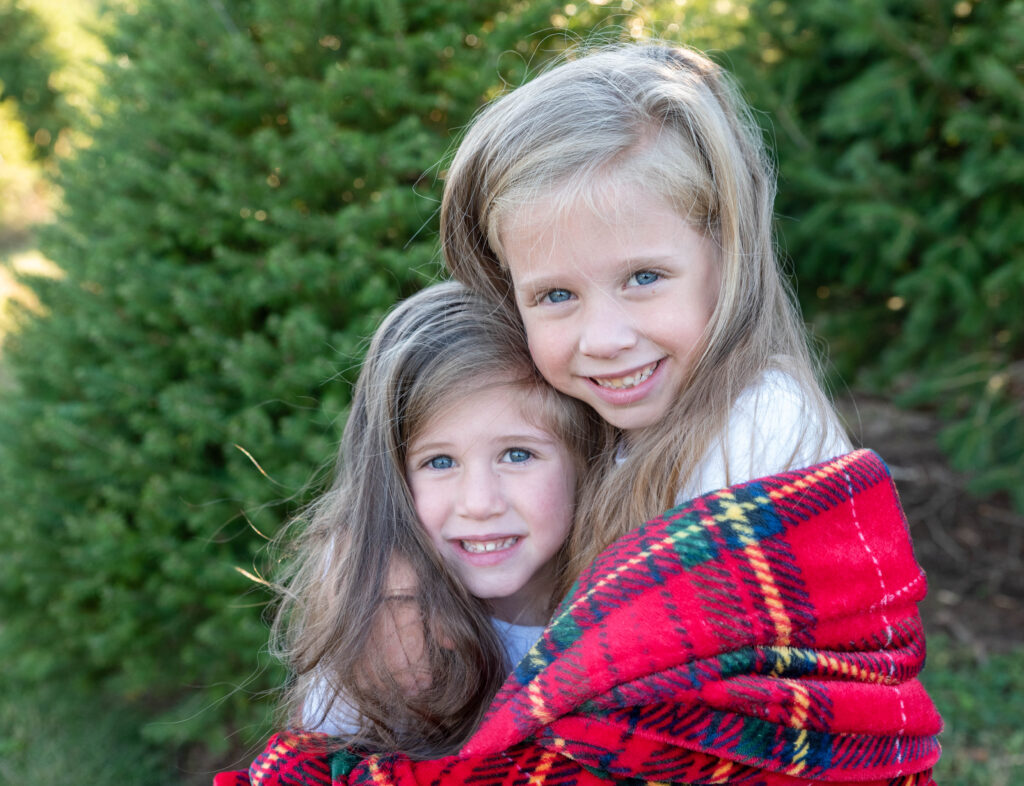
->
[441, 42, 842, 580]
[269, 282, 603, 757]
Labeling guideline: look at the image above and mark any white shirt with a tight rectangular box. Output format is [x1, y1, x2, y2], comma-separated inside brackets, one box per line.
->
[491, 618, 546, 667]
[675, 370, 851, 504]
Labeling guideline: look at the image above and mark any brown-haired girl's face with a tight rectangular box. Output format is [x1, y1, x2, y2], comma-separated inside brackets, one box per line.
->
[499, 179, 721, 434]
[404, 383, 575, 627]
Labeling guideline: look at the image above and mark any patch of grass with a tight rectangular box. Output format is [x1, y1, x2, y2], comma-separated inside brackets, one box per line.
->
[924, 635, 1024, 785]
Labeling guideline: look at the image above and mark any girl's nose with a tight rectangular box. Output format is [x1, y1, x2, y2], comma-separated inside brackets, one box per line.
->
[456, 468, 507, 520]
[578, 304, 637, 358]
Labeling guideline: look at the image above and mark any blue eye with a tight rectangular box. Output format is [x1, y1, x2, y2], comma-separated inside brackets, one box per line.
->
[542, 288, 573, 304]
[503, 448, 532, 463]
[630, 270, 659, 286]
[427, 455, 454, 470]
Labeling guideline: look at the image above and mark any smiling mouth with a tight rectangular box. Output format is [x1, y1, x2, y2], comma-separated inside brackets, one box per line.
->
[591, 361, 659, 390]
[461, 536, 519, 554]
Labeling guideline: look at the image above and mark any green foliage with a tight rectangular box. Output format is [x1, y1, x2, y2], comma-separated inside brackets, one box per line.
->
[0, 0, 621, 749]
[730, 0, 1024, 508]
[0, 0, 73, 157]
[0, 96, 39, 231]
[0, 681, 178, 785]
[923, 637, 1024, 785]
[0, 0, 68, 235]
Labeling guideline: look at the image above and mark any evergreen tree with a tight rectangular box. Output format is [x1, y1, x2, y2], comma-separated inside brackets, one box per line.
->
[731, 0, 1024, 507]
[0, 0, 71, 158]
[0, 0, 617, 747]
[0, 95, 39, 231]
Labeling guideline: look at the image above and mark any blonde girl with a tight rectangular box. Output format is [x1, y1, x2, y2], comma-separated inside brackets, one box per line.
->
[441, 42, 851, 579]
[269, 282, 603, 758]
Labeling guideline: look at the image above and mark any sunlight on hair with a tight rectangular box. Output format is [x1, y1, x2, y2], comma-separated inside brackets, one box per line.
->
[233, 443, 288, 487]
[234, 565, 273, 589]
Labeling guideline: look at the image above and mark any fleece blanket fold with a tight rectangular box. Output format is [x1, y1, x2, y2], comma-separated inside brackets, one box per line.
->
[216, 449, 942, 785]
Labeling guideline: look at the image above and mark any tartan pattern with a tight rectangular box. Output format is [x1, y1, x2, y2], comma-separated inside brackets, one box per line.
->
[217, 450, 941, 785]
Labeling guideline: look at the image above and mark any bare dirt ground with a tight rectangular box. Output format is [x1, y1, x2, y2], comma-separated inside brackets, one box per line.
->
[839, 394, 1024, 657]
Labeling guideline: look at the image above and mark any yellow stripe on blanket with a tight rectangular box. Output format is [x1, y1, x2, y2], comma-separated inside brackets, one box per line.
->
[787, 684, 812, 773]
[526, 750, 559, 784]
[714, 493, 794, 646]
[251, 739, 291, 785]
[767, 451, 864, 503]
[368, 756, 399, 786]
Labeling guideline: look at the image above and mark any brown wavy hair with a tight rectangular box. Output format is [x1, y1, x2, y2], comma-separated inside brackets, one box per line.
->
[268, 281, 604, 757]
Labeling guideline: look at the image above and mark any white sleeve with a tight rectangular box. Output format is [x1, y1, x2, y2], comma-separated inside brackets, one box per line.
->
[678, 372, 851, 504]
[302, 674, 361, 736]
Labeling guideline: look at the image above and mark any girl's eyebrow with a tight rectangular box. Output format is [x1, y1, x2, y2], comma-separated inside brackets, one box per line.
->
[493, 430, 560, 444]
[409, 430, 559, 454]
[612, 253, 682, 270]
[513, 274, 562, 294]
[405, 440, 454, 458]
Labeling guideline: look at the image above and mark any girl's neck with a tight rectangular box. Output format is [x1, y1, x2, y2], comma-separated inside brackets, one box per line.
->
[487, 564, 556, 627]
[488, 594, 550, 627]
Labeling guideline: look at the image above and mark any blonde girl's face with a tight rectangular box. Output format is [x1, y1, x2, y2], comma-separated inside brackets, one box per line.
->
[405, 384, 575, 626]
[500, 181, 721, 434]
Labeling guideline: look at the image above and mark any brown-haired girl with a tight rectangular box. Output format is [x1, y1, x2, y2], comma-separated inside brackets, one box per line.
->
[269, 281, 602, 758]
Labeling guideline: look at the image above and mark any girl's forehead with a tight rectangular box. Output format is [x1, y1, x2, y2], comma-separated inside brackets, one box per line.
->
[526, 170, 634, 220]
[497, 169, 687, 244]
[498, 180, 702, 273]
[417, 378, 562, 436]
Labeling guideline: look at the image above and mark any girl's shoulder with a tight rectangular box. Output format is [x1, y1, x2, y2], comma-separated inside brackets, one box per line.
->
[491, 618, 546, 667]
[302, 673, 361, 736]
[734, 367, 851, 464]
[734, 367, 803, 409]
[678, 369, 851, 502]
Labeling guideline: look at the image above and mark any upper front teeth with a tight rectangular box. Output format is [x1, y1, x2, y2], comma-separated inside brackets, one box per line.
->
[462, 537, 518, 553]
[594, 362, 657, 390]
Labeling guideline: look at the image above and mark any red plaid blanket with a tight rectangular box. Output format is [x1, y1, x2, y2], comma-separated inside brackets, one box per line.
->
[216, 449, 941, 785]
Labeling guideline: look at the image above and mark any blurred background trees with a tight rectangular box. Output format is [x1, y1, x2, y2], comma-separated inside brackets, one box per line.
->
[0, 0, 62, 234]
[733, 0, 1023, 508]
[0, 0, 71, 158]
[0, 0, 1020, 782]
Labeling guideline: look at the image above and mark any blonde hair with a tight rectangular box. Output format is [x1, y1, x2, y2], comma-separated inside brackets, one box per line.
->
[441, 42, 842, 582]
[269, 281, 603, 757]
